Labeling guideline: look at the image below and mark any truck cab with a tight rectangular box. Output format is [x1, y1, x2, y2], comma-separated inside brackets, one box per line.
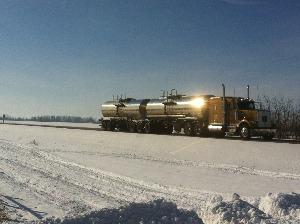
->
[228, 98, 275, 139]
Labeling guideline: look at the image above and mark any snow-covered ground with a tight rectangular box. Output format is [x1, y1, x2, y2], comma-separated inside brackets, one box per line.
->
[0, 122, 300, 223]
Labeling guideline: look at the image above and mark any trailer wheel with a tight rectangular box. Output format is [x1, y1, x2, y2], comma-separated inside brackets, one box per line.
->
[239, 124, 251, 139]
[129, 122, 137, 132]
[184, 122, 194, 136]
[194, 122, 203, 137]
[137, 122, 144, 133]
[107, 121, 115, 131]
[144, 122, 150, 134]
[102, 121, 107, 131]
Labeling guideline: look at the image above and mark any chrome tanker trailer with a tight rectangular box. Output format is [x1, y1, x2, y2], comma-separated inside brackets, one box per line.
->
[100, 84, 276, 139]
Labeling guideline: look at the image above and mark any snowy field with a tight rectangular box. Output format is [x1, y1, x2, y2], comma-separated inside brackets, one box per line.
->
[0, 122, 300, 223]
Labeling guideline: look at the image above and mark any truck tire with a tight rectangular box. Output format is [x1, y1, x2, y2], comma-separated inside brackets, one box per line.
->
[106, 121, 112, 131]
[194, 122, 203, 137]
[144, 122, 151, 134]
[239, 124, 251, 139]
[102, 121, 107, 131]
[137, 122, 144, 133]
[107, 121, 115, 131]
[129, 122, 137, 132]
[184, 122, 194, 136]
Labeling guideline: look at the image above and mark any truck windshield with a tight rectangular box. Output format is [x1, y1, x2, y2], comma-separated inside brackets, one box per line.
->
[237, 101, 255, 110]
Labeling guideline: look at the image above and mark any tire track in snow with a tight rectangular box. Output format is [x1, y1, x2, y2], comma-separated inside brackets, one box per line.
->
[0, 141, 214, 218]
[60, 150, 300, 181]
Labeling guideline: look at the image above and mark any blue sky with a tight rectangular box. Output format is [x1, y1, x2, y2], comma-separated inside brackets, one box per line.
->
[1, 0, 299, 118]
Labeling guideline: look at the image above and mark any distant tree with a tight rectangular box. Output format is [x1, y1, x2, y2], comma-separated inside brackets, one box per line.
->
[263, 95, 299, 139]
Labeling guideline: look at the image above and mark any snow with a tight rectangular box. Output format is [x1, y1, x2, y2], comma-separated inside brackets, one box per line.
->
[259, 192, 300, 220]
[200, 193, 269, 224]
[38, 199, 204, 224]
[0, 122, 300, 223]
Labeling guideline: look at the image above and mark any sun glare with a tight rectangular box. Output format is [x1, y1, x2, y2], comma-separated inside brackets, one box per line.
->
[192, 98, 205, 108]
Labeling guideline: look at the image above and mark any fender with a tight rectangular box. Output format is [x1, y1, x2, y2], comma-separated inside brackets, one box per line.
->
[238, 119, 251, 128]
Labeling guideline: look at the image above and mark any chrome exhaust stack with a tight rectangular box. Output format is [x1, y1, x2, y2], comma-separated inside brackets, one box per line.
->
[222, 84, 226, 131]
[247, 85, 249, 99]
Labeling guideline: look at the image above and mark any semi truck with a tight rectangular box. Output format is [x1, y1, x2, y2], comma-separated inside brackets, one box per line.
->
[100, 84, 276, 139]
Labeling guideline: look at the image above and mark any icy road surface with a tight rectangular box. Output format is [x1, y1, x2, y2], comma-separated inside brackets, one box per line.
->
[0, 123, 300, 223]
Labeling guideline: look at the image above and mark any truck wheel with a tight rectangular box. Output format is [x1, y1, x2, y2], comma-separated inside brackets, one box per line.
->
[102, 121, 107, 131]
[107, 121, 115, 131]
[137, 122, 144, 133]
[239, 124, 251, 139]
[184, 122, 194, 136]
[194, 123, 203, 137]
[144, 122, 151, 134]
[129, 122, 137, 132]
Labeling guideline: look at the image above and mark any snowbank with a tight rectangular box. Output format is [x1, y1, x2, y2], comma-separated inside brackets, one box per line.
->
[259, 192, 300, 220]
[200, 193, 300, 224]
[36, 199, 203, 224]
[28, 193, 300, 224]
[200, 193, 269, 224]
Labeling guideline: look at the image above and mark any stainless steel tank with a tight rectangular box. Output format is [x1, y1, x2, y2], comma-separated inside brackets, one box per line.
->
[101, 101, 119, 117]
[102, 95, 211, 119]
[145, 99, 165, 117]
[165, 96, 208, 118]
[118, 99, 149, 119]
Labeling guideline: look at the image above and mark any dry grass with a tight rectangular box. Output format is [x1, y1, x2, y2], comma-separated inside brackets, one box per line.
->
[0, 202, 9, 223]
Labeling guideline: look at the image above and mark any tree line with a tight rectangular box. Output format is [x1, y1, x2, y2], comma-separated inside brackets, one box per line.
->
[262, 96, 300, 139]
[5, 115, 98, 124]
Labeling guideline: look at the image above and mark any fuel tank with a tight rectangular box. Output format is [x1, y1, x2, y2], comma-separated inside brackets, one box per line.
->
[101, 100, 120, 117]
[165, 96, 208, 118]
[146, 96, 210, 118]
[145, 99, 165, 116]
[102, 95, 211, 119]
[118, 99, 150, 119]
